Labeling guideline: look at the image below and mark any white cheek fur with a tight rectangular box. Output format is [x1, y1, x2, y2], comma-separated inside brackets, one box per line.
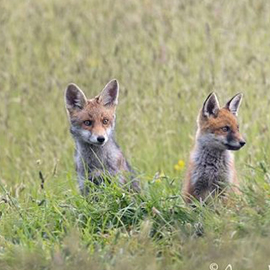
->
[105, 127, 112, 137]
[80, 129, 91, 141]
[197, 133, 227, 150]
[78, 125, 113, 145]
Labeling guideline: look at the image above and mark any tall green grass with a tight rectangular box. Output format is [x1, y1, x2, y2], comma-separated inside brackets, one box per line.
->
[1, 0, 270, 269]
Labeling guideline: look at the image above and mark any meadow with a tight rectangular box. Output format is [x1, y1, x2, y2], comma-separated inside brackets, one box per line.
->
[0, 0, 270, 269]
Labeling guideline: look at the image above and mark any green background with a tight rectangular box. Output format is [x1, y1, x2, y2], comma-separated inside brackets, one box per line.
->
[0, 1, 270, 269]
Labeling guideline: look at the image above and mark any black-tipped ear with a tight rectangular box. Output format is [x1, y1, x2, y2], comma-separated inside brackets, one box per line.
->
[202, 93, 220, 117]
[225, 93, 243, 116]
[65, 83, 87, 112]
[97, 79, 119, 106]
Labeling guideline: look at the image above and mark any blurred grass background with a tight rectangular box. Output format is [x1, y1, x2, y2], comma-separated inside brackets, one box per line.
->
[0, 0, 270, 269]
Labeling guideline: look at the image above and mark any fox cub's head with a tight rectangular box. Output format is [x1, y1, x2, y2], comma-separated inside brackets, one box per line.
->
[197, 93, 246, 151]
[65, 79, 119, 146]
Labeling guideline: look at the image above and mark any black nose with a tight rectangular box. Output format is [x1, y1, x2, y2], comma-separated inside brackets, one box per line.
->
[240, 140, 246, 147]
[97, 136, 105, 143]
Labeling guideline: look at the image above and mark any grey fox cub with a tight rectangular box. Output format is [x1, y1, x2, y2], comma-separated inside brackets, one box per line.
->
[183, 93, 246, 202]
[65, 79, 139, 193]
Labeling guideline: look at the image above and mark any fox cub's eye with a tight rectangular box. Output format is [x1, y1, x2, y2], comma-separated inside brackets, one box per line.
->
[221, 126, 230, 132]
[83, 120, 92, 126]
[102, 119, 109, 125]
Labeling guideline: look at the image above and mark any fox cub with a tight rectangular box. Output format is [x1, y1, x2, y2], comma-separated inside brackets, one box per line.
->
[183, 93, 246, 202]
[65, 79, 139, 193]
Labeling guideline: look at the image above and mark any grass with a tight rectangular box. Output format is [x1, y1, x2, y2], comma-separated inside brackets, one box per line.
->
[1, 0, 270, 269]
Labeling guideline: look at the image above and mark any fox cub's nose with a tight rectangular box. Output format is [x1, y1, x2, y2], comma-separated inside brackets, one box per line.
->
[97, 136, 105, 144]
[239, 140, 246, 147]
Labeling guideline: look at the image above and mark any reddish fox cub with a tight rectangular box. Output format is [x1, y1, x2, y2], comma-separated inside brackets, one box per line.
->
[183, 93, 246, 203]
[65, 79, 139, 193]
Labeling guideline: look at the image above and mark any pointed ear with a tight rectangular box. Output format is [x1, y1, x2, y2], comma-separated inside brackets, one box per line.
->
[97, 79, 119, 106]
[65, 83, 87, 112]
[225, 93, 243, 116]
[202, 93, 220, 117]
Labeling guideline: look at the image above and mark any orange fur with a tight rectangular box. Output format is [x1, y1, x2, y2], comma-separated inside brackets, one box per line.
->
[69, 98, 116, 137]
[183, 160, 195, 203]
[198, 108, 244, 142]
